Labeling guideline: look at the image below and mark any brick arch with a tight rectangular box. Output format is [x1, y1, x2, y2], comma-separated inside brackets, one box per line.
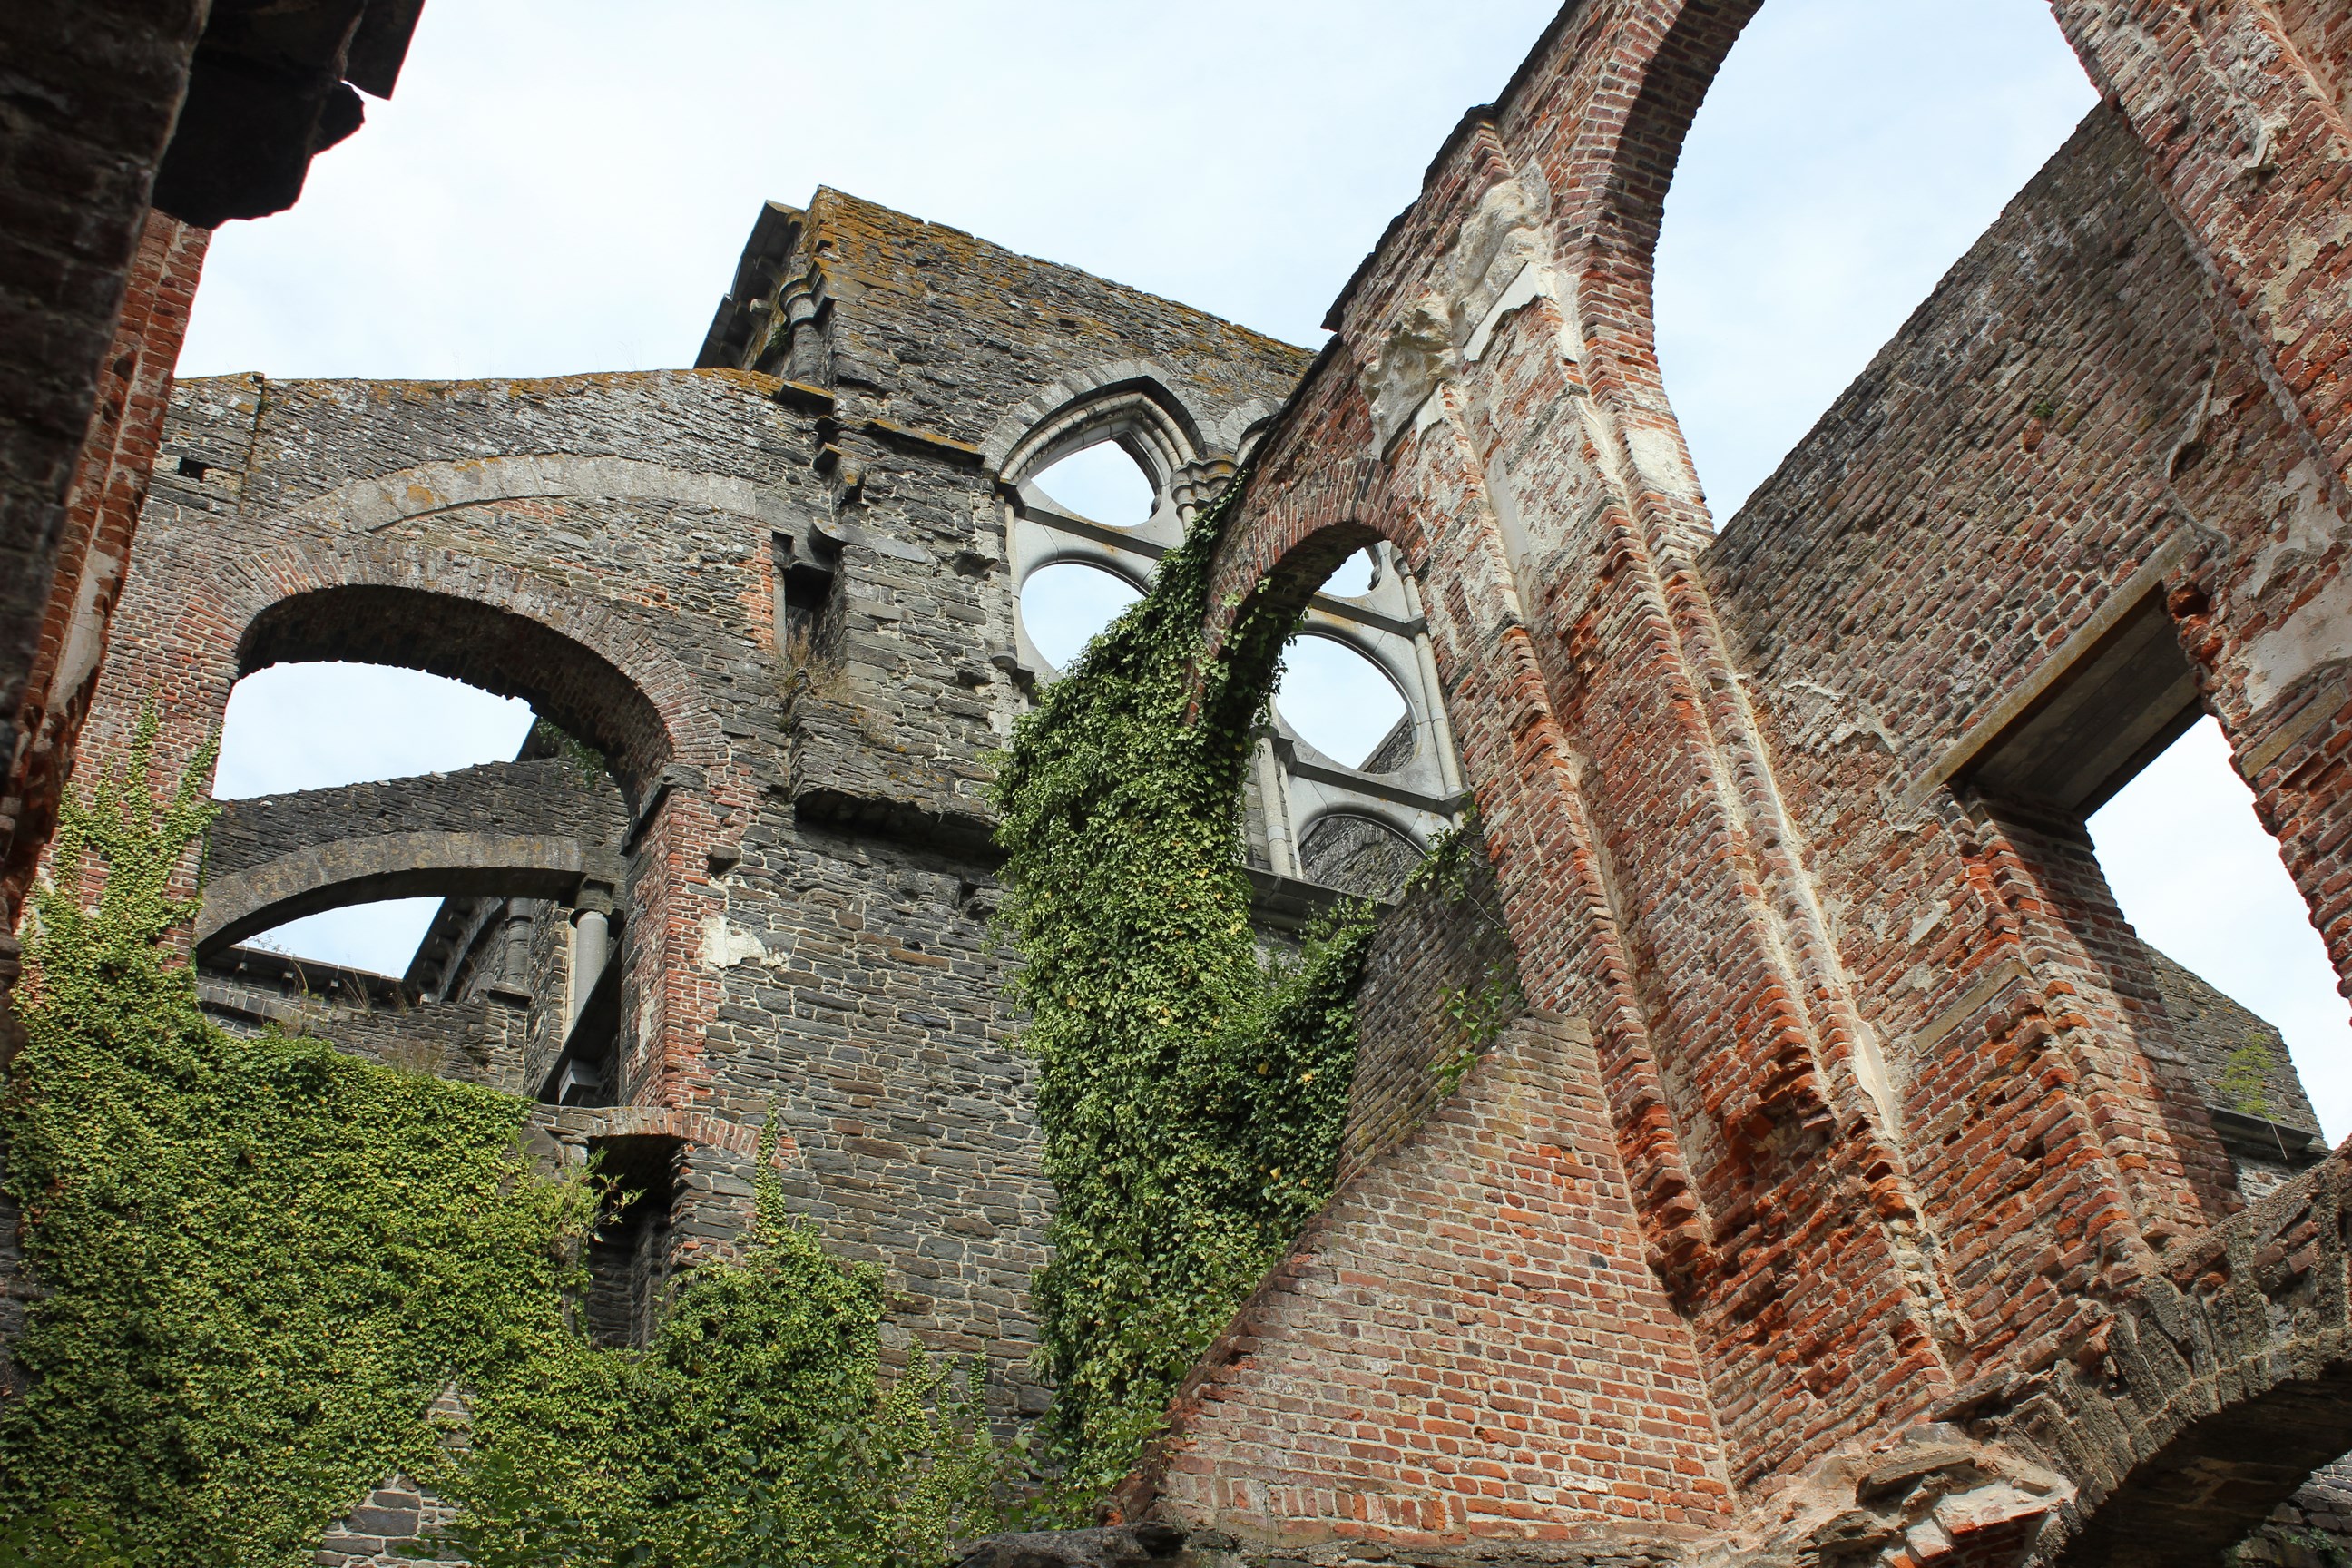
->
[1203, 456, 1407, 654]
[97, 532, 720, 814]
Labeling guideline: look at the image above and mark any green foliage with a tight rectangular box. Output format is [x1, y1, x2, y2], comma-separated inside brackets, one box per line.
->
[0, 720, 1004, 1566]
[447, 1126, 1005, 1567]
[991, 481, 1377, 1499]
[0, 718, 598, 1563]
[530, 715, 612, 787]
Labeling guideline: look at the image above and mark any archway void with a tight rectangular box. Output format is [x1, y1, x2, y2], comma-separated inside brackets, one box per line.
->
[1019, 561, 1144, 671]
[216, 662, 536, 974]
[1321, 546, 1377, 599]
[2090, 717, 2352, 1143]
[1654, 0, 2096, 519]
[1272, 633, 1406, 771]
[1032, 441, 1156, 527]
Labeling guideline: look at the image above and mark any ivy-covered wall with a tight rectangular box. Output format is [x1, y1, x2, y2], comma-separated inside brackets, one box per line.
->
[990, 483, 1378, 1499]
[0, 475, 1420, 1557]
[0, 727, 1003, 1566]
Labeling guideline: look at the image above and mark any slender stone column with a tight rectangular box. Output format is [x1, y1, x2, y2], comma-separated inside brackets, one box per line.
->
[567, 885, 613, 1030]
[500, 903, 536, 989]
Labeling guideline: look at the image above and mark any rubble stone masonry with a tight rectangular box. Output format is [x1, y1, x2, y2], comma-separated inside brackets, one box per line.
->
[20, 1, 2352, 1563]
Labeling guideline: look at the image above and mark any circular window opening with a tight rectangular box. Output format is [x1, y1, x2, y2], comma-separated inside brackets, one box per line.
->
[1031, 442, 1156, 528]
[1319, 546, 1379, 599]
[1020, 561, 1144, 671]
[1273, 633, 1409, 771]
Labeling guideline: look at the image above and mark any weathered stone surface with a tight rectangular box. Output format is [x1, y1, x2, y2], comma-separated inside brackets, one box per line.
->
[16, 2, 2352, 1563]
[956, 1524, 1188, 1568]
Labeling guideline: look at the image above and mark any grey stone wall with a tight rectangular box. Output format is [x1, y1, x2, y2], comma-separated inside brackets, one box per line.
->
[208, 757, 625, 878]
[83, 187, 1309, 1421]
[199, 954, 530, 1092]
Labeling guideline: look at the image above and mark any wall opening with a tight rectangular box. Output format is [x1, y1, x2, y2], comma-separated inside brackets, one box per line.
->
[1272, 632, 1407, 771]
[1320, 546, 1378, 599]
[2091, 716, 2352, 1154]
[1954, 592, 2344, 1193]
[1031, 441, 1156, 527]
[217, 661, 536, 974]
[1018, 560, 1144, 671]
[582, 1134, 680, 1349]
[1653, 0, 2097, 520]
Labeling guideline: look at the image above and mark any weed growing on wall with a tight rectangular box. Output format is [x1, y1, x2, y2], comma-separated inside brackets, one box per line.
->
[992, 482, 1377, 1500]
[0, 720, 1003, 1566]
[446, 1128, 1004, 1568]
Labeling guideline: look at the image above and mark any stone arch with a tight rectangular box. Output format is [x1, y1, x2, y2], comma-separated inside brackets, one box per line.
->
[239, 583, 674, 812]
[985, 363, 1210, 496]
[2014, 1152, 2352, 1567]
[94, 532, 716, 816]
[1202, 456, 1405, 662]
[280, 453, 796, 537]
[1295, 808, 1425, 899]
[196, 830, 617, 956]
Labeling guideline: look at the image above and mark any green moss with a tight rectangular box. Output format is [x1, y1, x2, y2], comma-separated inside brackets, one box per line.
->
[992, 479, 1377, 1500]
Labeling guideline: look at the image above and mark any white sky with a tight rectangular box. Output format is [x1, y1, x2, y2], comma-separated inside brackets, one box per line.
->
[183, 0, 2351, 1142]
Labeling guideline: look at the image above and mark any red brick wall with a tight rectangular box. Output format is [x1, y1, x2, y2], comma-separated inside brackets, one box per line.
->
[2, 211, 208, 943]
[1702, 104, 2274, 1378]
[1174, 0, 2352, 1542]
[1146, 1014, 1730, 1553]
[0, 0, 205, 753]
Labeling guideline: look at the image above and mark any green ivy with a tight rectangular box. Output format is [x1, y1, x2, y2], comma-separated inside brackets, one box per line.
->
[992, 479, 1377, 1500]
[446, 1124, 1004, 1567]
[0, 719, 1003, 1565]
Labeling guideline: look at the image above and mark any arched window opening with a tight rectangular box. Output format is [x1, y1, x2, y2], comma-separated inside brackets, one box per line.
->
[216, 662, 534, 800]
[1019, 561, 1144, 671]
[1654, 0, 2096, 520]
[1031, 441, 1157, 528]
[1320, 546, 1379, 600]
[240, 897, 448, 980]
[1273, 632, 1408, 773]
[2089, 717, 2351, 1156]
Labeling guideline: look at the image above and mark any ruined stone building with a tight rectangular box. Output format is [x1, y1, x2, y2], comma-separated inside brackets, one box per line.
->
[12, 0, 2352, 1564]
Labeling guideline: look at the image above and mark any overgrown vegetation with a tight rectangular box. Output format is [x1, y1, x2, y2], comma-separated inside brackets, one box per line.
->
[0, 470, 1393, 1553]
[991, 479, 1377, 1500]
[0, 720, 1002, 1565]
[528, 714, 612, 787]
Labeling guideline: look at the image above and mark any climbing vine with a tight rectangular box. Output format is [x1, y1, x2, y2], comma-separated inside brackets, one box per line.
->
[0, 720, 1004, 1565]
[992, 479, 1377, 1500]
